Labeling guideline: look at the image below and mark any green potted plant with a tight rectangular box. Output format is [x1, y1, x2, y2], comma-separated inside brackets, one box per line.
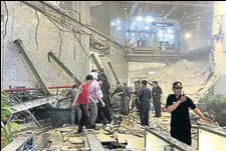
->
[1, 92, 21, 149]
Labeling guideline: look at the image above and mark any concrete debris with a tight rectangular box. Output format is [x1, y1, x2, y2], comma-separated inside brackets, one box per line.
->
[148, 59, 214, 102]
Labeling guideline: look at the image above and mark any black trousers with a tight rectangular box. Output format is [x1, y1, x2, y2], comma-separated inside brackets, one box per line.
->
[170, 126, 192, 146]
[139, 103, 150, 126]
[78, 104, 89, 132]
[135, 98, 140, 111]
[153, 97, 161, 117]
[96, 102, 112, 123]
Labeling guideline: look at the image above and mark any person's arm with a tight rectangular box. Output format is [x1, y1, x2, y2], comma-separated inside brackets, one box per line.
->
[96, 87, 105, 107]
[159, 87, 163, 103]
[167, 96, 186, 113]
[187, 98, 213, 123]
[97, 94, 105, 107]
[193, 108, 212, 122]
[89, 96, 96, 104]
[72, 86, 82, 108]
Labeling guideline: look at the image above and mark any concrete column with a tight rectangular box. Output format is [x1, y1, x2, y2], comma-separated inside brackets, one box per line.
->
[212, 1, 226, 75]
[212, 1, 226, 96]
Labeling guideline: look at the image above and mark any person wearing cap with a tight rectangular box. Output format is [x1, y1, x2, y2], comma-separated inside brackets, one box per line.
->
[152, 81, 163, 117]
[166, 81, 213, 145]
[138, 80, 152, 126]
[88, 70, 106, 129]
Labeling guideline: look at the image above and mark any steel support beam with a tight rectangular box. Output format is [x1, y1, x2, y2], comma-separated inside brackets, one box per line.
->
[47, 51, 81, 86]
[8, 96, 64, 114]
[107, 62, 121, 85]
[20, 1, 126, 50]
[2, 131, 35, 151]
[145, 128, 195, 151]
[14, 96, 42, 128]
[14, 39, 50, 95]
[86, 130, 105, 151]
[164, 5, 178, 18]
[129, 1, 138, 16]
[90, 53, 102, 71]
[180, 9, 212, 21]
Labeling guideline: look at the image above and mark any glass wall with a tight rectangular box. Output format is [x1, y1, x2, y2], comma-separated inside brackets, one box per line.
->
[110, 17, 177, 49]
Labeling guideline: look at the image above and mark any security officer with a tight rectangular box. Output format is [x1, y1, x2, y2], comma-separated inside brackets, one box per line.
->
[152, 81, 163, 117]
[166, 81, 213, 145]
[138, 80, 152, 126]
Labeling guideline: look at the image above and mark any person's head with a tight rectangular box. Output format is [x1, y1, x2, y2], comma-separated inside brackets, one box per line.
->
[97, 78, 103, 86]
[99, 68, 104, 74]
[72, 84, 77, 89]
[85, 75, 94, 85]
[90, 70, 98, 80]
[152, 81, 158, 87]
[116, 82, 121, 88]
[172, 81, 183, 95]
[142, 80, 147, 86]
[91, 69, 97, 72]
[123, 83, 127, 88]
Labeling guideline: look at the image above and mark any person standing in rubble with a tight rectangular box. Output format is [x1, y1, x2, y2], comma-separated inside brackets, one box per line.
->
[72, 75, 94, 133]
[88, 71, 105, 129]
[111, 82, 124, 115]
[152, 81, 163, 117]
[97, 69, 112, 124]
[166, 81, 213, 145]
[138, 80, 152, 126]
[131, 80, 141, 112]
[66, 84, 81, 125]
[122, 83, 131, 115]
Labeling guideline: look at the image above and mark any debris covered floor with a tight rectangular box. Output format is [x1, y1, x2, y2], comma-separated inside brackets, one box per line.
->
[31, 111, 200, 150]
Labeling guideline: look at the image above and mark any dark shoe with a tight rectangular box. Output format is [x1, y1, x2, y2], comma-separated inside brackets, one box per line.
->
[86, 125, 93, 129]
[77, 129, 83, 133]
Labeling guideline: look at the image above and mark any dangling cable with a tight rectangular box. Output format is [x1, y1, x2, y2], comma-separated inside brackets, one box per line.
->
[35, 10, 40, 50]
[1, 1, 9, 40]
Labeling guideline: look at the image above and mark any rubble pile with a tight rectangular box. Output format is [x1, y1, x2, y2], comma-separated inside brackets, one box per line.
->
[148, 59, 214, 103]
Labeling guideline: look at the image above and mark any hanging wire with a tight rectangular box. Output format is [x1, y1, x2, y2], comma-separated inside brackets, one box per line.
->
[58, 29, 63, 59]
[35, 10, 40, 48]
[1, 1, 9, 40]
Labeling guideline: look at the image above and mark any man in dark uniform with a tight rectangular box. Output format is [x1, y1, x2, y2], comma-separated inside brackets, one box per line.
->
[138, 80, 152, 126]
[166, 81, 212, 145]
[97, 69, 112, 124]
[152, 81, 163, 117]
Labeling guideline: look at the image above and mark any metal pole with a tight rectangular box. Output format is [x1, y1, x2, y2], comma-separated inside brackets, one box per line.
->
[14, 96, 42, 128]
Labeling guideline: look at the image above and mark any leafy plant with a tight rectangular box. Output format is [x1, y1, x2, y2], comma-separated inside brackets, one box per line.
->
[200, 94, 226, 113]
[1, 92, 21, 148]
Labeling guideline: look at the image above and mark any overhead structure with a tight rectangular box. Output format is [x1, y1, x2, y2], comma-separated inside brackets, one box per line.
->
[129, 1, 138, 16]
[120, 1, 211, 7]
[47, 51, 81, 86]
[14, 39, 50, 95]
[90, 53, 102, 71]
[164, 5, 178, 19]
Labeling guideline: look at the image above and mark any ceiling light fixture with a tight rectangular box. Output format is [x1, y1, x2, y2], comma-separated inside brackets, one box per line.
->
[136, 16, 143, 22]
[145, 16, 154, 23]
[184, 32, 192, 39]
